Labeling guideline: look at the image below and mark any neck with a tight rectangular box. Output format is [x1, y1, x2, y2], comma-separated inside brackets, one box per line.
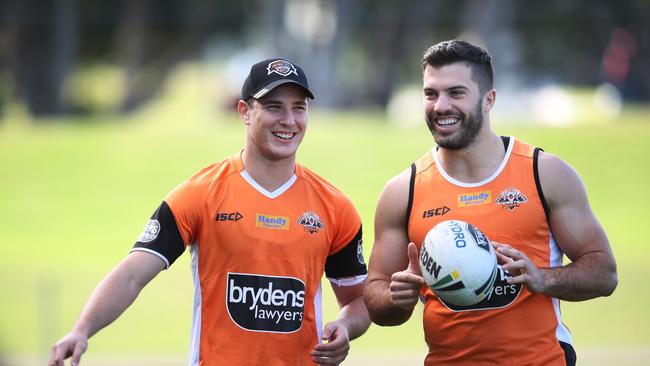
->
[436, 130, 506, 183]
[241, 148, 297, 192]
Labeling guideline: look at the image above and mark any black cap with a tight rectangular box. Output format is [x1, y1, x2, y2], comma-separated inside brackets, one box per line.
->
[241, 58, 315, 100]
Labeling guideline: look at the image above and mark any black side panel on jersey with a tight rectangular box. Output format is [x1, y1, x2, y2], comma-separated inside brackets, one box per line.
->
[405, 163, 416, 235]
[560, 341, 576, 366]
[133, 201, 186, 267]
[500, 135, 510, 151]
[533, 147, 551, 220]
[325, 226, 367, 279]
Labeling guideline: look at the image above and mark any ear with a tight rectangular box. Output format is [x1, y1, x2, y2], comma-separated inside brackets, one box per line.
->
[483, 89, 496, 113]
[237, 100, 252, 126]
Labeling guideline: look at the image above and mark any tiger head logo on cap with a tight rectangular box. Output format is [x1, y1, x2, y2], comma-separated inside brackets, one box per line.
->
[266, 60, 299, 77]
[240, 58, 314, 100]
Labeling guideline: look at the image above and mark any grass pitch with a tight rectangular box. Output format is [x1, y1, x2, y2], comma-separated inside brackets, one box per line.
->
[1, 104, 649, 365]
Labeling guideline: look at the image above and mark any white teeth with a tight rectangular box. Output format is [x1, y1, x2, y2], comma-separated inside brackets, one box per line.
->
[273, 132, 294, 139]
[437, 118, 457, 126]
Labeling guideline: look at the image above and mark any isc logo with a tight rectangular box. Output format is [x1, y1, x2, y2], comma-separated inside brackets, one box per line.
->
[216, 212, 243, 222]
[422, 206, 450, 218]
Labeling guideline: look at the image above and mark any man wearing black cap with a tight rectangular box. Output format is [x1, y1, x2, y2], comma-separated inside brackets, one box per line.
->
[49, 59, 370, 366]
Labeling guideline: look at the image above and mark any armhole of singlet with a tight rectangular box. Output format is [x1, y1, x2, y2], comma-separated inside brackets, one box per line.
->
[404, 163, 416, 236]
[500, 135, 510, 150]
[533, 147, 551, 221]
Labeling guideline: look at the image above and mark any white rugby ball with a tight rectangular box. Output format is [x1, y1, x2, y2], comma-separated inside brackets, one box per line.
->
[419, 219, 498, 306]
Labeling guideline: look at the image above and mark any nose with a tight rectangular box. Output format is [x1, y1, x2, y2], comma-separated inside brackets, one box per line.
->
[433, 94, 452, 114]
[278, 107, 296, 126]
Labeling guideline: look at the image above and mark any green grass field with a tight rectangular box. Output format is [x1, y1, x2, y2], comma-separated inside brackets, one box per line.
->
[1, 98, 649, 365]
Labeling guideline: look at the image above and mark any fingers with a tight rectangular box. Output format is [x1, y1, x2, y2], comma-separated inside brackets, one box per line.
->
[49, 342, 69, 366]
[503, 259, 541, 292]
[313, 339, 347, 353]
[496, 245, 527, 272]
[393, 242, 425, 293]
[320, 325, 333, 342]
[49, 349, 68, 366]
[71, 340, 87, 366]
[502, 259, 529, 280]
[312, 323, 349, 365]
[389, 274, 422, 309]
[495, 244, 546, 293]
[390, 243, 425, 310]
[495, 250, 515, 266]
[315, 323, 348, 350]
[49, 333, 88, 366]
[406, 242, 422, 275]
[312, 345, 348, 366]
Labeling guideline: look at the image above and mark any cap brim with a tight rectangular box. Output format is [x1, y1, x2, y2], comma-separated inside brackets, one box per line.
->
[251, 79, 314, 99]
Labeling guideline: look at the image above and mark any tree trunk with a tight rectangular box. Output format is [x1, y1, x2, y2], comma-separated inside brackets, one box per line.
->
[7, 0, 77, 117]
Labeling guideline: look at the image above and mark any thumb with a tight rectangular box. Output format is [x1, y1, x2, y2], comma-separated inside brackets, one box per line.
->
[406, 242, 421, 275]
[321, 323, 334, 341]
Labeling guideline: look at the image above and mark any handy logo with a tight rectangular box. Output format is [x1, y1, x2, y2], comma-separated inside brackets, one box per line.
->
[457, 191, 492, 207]
[256, 214, 289, 230]
[226, 273, 305, 333]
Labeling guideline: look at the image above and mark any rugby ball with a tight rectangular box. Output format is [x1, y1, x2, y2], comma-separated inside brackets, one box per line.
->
[419, 220, 498, 306]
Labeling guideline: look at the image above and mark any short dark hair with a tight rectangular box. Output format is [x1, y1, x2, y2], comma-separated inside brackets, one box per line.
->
[422, 40, 494, 93]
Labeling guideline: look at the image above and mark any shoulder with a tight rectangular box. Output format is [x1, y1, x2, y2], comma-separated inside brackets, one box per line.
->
[537, 151, 580, 183]
[537, 151, 586, 207]
[166, 157, 238, 205]
[383, 167, 412, 200]
[376, 167, 412, 219]
[300, 165, 355, 205]
[299, 165, 362, 240]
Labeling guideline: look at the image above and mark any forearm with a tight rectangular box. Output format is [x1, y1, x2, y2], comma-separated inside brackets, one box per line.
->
[336, 294, 370, 340]
[73, 263, 151, 337]
[363, 280, 414, 326]
[540, 252, 617, 301]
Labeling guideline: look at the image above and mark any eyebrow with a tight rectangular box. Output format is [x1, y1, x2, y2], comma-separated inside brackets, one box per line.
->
[423, 85, 469, 93]
[259, 99, 307, 106]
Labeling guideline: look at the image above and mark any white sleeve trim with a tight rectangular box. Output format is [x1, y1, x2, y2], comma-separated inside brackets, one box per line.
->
[129, 247, 170, 269]
[327, 274, 367, 287]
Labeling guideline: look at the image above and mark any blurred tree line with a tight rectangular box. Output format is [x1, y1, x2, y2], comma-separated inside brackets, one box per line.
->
[0, 0, 648, 118]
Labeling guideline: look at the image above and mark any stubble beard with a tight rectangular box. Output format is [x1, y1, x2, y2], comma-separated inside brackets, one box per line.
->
[427, 101, 484, 150]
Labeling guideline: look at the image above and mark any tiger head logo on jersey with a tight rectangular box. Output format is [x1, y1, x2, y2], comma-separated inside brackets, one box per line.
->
[297, 211, 324, 234]
[496, 188, 528, 211]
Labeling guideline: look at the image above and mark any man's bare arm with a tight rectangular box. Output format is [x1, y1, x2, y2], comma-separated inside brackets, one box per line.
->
[364, 170, 425, 326]
[497, 152, 617, 301]
[49, 251, 166, 366]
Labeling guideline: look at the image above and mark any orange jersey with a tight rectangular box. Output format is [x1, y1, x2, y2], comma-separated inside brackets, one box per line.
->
[132, 153, 366, 365]
[407, 137, 571, 366]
